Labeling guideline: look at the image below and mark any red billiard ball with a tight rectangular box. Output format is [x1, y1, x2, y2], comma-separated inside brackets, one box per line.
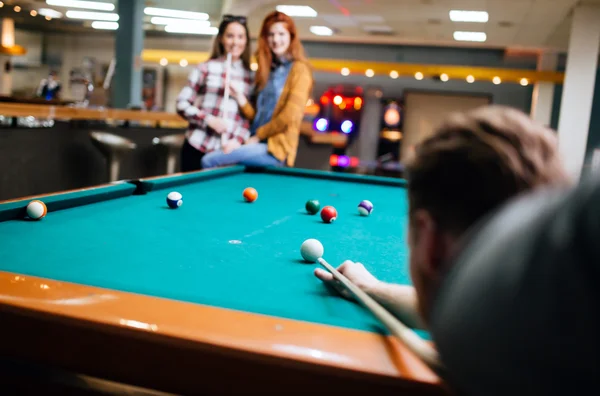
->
[320, 206, 337, 223]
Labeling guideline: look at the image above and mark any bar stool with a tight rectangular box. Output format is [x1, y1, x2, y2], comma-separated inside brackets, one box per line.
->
[152, 134, 185, 174]
[90, 131, 137, 182]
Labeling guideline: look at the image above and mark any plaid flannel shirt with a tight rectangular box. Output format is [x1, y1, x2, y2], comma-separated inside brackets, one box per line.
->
[176, 57, 253, 152]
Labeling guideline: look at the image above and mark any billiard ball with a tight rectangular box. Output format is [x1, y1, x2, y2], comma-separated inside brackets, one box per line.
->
[300, 238, 324, 262]
[166, 191, 183, 209]
[358, 200, 373, 216]
[320, 206, 337, 223]
[243, 187, 258, 202]
[305, 199, 320, 215]
[26, 200, 47, 220]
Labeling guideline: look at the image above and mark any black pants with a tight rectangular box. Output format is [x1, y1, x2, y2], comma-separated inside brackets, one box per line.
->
[180, 139, 206, 172]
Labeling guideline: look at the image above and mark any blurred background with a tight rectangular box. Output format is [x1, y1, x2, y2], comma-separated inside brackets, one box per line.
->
[0, 0, 597, 200]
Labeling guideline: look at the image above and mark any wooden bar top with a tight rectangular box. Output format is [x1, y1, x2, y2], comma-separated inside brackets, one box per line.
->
[0, 102, 183, 122]
[0, 102, 345, 145]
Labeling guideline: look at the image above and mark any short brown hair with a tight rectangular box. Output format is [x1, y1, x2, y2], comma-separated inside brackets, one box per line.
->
[405, 105, 571, 234]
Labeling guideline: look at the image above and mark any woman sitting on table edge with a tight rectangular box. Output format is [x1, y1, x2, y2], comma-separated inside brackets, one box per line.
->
[176, 14, 254, 173]
[201, 10, 313, 169]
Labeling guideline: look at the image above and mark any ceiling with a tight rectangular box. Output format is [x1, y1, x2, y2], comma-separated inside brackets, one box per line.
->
[1, 0, 599, 51]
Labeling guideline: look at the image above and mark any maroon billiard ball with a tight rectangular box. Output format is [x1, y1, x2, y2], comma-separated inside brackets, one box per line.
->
[320, 206, 338, 223]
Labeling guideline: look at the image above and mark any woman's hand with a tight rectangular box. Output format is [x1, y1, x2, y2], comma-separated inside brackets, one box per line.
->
[246, 135, 260, 145]
[229, 83, 248, 107]
[207, 116, 228, 134]
[222, 140, 241, 154]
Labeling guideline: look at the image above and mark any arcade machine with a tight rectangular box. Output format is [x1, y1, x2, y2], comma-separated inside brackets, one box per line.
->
[311, 85, 364, 172]
[374, 99, 405, 177]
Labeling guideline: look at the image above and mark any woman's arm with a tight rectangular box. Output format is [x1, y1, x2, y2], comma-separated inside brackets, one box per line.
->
[230, 82, 256, 121]
[239, 101, 256, 121]
[255, 62, 312, 140]
[176, 63, 214, 129]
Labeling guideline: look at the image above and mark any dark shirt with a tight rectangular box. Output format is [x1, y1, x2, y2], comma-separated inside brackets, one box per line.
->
[430, 175, 600, 395]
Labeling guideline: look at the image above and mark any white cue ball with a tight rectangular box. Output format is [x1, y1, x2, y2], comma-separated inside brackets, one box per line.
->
[300, 239, 324, 263]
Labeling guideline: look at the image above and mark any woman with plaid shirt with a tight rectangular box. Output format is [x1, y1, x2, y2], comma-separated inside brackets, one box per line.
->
[177, 15, 254, 172]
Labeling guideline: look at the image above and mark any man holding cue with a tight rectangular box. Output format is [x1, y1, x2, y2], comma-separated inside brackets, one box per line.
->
[315, 105, 599, 394]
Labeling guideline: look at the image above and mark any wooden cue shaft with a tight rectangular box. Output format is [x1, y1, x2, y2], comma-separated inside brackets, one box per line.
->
[317, 257, 446, 375]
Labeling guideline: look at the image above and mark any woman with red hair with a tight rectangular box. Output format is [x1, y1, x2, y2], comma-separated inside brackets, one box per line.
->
[201, 11, 313, 169]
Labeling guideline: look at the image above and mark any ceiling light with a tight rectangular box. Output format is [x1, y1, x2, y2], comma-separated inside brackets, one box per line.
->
[159, 58, 168, 66]
[14, 5, 21, 12]
[389, 70, 398, 79]
[466, 75, 475, 83]
[275, 5, 317, 17]
[365, 69, 374, 77]
[66, 10, 118, 21]
[92, 21, 118, 30]
[179, 59, 188, 67]
[440, 73, 449, 82]
[415, 72, 424, 80]
[453, 31, 486, 42]
[341, 67, 350, 76]
[493, 76, 501, 84]
[251, 63, 258, 71]
[46, 0, 114, 11]
[144, 7, 208, 20]
[164, 25, 218, 35]
[520, 78, 529, 86]
[449, 10, 488, 23]
[150, 16, 210, 27]
[39, 8, 63, 18]
[310, 26, 332, 36]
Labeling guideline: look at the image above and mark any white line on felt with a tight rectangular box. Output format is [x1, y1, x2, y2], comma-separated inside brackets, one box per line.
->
[242, 215, 292, 239]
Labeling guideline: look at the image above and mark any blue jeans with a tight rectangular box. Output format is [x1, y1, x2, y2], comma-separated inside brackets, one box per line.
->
[201, 143, 284, 169]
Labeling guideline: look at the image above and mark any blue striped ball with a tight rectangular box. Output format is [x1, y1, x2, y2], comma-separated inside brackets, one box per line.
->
[167, 191, 183, 209]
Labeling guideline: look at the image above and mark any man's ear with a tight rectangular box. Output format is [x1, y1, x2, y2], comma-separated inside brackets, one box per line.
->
[412, 209, 447, 277]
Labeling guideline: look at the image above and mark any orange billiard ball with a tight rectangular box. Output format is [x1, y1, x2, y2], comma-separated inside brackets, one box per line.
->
[243, 187, 258, 202]
[320, 205, 337, 223]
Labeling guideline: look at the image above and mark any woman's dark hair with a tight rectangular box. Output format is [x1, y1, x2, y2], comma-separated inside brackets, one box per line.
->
[210, 14, 251, 70]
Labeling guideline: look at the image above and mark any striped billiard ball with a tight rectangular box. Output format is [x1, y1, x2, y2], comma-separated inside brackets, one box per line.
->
[26, 200, 47, 220]
[166, 191, 183, 209]
[358, 200, 373, 216]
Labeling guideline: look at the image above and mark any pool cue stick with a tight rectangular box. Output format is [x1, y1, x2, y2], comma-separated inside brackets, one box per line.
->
[221, 52, 233, 147]
[317, 257, 446, 375]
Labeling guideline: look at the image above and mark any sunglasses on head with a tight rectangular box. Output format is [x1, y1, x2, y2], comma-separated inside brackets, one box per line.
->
[222, 14, 247, 24]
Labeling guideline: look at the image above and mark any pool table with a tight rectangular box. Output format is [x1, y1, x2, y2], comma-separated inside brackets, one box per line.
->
[0, 166, 447, 395]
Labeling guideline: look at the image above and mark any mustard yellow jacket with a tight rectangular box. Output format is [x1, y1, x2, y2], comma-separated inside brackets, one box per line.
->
[240, 60, 313, 167]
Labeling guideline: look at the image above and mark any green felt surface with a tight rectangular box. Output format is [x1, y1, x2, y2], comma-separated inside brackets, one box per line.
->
[0, 170, 421, 336]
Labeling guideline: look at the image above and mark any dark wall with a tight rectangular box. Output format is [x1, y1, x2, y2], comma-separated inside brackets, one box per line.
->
[303, 41, 539, 69]
[302, 42, 537, 115]
[0, 122, 184, 201]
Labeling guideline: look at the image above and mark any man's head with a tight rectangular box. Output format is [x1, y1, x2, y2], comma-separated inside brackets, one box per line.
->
[405, 105, 571, 324]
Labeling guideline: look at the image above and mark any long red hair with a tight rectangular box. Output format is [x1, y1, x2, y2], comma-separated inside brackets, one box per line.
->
[254, 11, 308, 91]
